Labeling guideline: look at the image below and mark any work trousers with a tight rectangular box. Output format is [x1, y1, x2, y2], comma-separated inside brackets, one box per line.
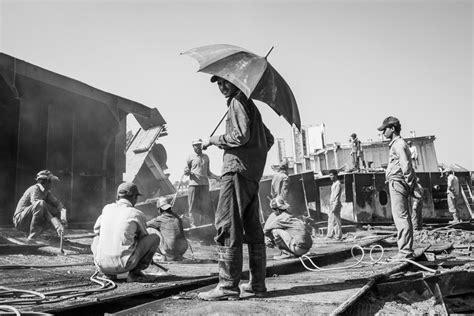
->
[411, 197, 423, 231]
[214, 172, 264, 248]
[13, 200, 59, 239]
[91, 234, 159, 275]
[188, 185, 213, 226]
[327, 204, 342, 239]
[272, 229, 309, 256]
[146, 227, 188, 260]
[389, 180, 413, 255]
[447, 193, 459, 216]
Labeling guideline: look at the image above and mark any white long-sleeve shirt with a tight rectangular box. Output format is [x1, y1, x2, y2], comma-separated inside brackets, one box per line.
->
[93, 199, 148, 273]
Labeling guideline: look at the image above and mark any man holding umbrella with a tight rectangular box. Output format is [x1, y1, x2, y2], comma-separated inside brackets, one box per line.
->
[183, 44, 299, 300]
[199, 76, 274, 300]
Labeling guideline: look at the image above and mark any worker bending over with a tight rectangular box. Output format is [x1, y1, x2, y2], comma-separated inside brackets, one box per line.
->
[147, 197, 188, 261]
[264, 197, 313, 260]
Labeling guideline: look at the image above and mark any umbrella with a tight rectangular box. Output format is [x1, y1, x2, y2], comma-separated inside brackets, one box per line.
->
[181, 44, 301, 130]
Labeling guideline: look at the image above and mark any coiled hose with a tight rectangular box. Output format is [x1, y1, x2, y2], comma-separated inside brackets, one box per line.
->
[299, 244, 437, 273]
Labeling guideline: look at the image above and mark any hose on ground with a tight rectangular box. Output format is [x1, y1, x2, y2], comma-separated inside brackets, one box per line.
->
[0, 305, 20, 315]
[299, 244, 436, 273]
[0, 269, 116, 306]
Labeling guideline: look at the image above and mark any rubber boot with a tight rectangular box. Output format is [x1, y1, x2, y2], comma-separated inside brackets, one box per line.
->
[198, 246, 242, 301]
[241, 244, 267, 297]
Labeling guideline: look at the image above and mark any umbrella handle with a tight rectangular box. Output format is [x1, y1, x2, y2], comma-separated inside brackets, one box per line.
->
[210, 110, 229, 137]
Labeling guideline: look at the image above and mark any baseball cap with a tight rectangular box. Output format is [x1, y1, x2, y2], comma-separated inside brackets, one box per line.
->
[377, 116, 400, 131]
[192, 139, 203, 145]
[36, 170, 59, 181]
[156, 197, 172, 210]
[210, 75, 221, 83]
[117, 182, 141, 197]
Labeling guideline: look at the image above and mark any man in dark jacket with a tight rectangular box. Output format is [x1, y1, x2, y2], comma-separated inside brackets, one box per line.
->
[13, 170, 66, 243]
[147, 197, 188, 261]
[199, 76, 274, 300]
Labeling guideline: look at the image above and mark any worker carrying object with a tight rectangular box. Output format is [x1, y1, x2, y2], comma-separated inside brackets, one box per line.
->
[13, 170, 67, 243]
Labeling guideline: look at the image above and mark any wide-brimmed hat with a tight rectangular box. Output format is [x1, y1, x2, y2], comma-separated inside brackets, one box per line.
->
[36, 170, 59, 181]
[117, 182, 141, 197]
[269, 196, 289, 210]
[377, 116, 400, 131]
[156, 197, 172, 210]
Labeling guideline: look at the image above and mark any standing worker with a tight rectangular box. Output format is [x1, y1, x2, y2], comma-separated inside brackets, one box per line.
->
[445, 168, 461, 223]
[349, 133, 365, 171]
[184, 139, 220, 227]
[407, 141, 419, 170]
[378, 116, 416, 260]
[91, 182, 159, 282]
[199, 75, 274, 300]
[13, 170, 67, 243]
[327, 169, 343, 240]
[271, 160, 289, 202]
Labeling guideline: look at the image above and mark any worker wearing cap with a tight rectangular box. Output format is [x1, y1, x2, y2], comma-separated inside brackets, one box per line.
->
[263, 197, 313, 260]
[444, 168, 460, 223]
[378, 116, 416, 260]
[184, 139, 220, 227]
[349, 133, 365, 171]
[198, 76, 274, 300]
[147, 197, 188, 261]
[13, 170, 67, 242]
[327, 169, 343, 240]
[91, 182, 159, 282]
[271, 160, 290, 203]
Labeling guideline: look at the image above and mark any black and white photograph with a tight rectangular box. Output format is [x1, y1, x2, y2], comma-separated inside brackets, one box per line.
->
[0, 0, 472, 314]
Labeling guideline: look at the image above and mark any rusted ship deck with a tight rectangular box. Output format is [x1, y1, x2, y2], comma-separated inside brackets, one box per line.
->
[1, 223, 473, 315]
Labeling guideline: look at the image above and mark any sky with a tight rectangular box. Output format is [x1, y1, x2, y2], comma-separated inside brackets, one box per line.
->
[1, 0, 472, 183]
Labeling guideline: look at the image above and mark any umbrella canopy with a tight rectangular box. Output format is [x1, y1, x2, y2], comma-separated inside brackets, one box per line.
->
[182, 44, 301, 130]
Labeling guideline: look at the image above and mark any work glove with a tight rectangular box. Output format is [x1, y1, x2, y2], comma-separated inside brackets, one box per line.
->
[50, 217, 64, 236]
[265, 237, 275, 248]
[60, 208, 68, 228]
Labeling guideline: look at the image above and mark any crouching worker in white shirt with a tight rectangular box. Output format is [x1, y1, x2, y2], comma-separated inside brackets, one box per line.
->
[91, 182, 159, 282]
